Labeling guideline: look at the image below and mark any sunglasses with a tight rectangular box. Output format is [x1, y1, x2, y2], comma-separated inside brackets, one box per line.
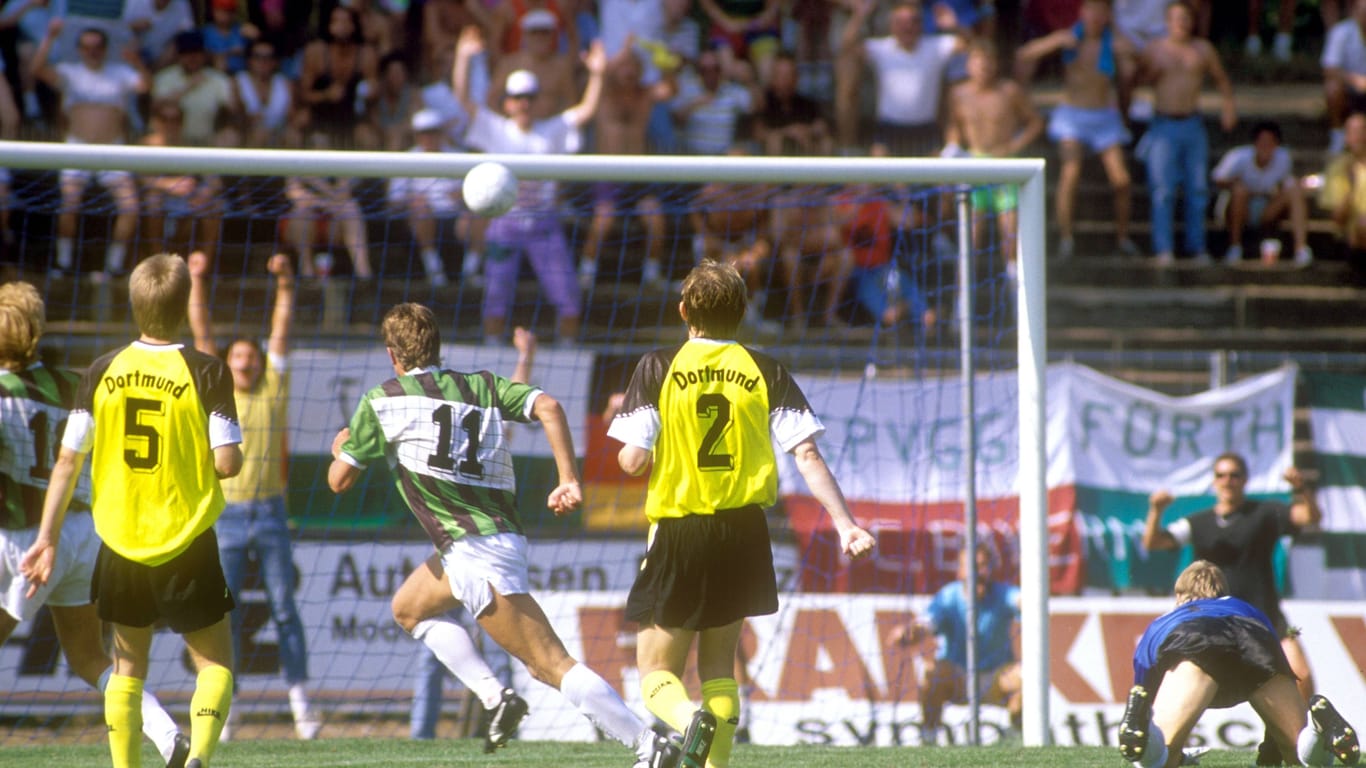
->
[1214, 471, 1245, 479]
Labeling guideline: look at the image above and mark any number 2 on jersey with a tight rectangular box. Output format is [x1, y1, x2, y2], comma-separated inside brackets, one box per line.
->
[696, 393, 734, 471]
[428, 404, 484, 478]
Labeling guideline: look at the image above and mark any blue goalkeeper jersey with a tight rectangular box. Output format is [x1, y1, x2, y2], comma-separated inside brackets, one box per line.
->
[1132, 596, 1276, 686]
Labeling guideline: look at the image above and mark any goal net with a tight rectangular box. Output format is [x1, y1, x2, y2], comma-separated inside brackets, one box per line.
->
[0, 142, 1047, 748]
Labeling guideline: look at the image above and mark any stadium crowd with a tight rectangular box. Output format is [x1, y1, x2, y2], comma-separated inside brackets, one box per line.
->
[0, 0, 1360, 340]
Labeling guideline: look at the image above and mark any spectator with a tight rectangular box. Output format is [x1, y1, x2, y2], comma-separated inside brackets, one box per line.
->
[1118, 560, 1359, 768]
[1244, 0, 1294, 61]
[1322, 0, 1366, 156]
[671, 46, 758, 156]
[346, 0, 398, 57]
[1015, 0, 1139, 261]
[421, 0, 480, 78]
[660, 0, 702, 65]
[579, 46, 675, 290]
[367, 51, 419, 151]
[771, 187, 851, 331]
[1112, 0, 1168, 51]
[152, 30, 236, 148]
[232, 39, 295, 148]
[0, 0, 55, 121]
[284, 135, 374, 279]
[754, 50, 831, 157]
[386, 109, 463, 285]
[187, 251, 322, 742]
[1325, 0, 1352, 29]
[202, 0, 250, 75]
[487, 9, 578, 121]
[1144, 453, 1319, 720]
[127, 0, 195, 70]
[1212, 121, 1312, 266]
[698, 0, 782, 83]
[837, 0, 966, 156]
[32, 20, 147, 277]
[452, 26, 606, 345]
[466, 0, 576, 59]
[689, 146, 777, 331]
[1320, 111, 1366, 256]
[888, 544, 1021, 744]
[298, 5, 377, 149]
[1134, 0, 1235, 266]
[598, 0, 665, 60]
[946, 40, 1044, 281]
[139, 100, 223, 261]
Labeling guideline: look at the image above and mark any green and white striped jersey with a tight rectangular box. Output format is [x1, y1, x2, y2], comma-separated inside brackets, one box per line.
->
[0, 363, 89, 529]
[338, 366, 539, 549]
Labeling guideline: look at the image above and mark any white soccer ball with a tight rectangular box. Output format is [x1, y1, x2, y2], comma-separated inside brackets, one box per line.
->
[462, 161, 519, 218]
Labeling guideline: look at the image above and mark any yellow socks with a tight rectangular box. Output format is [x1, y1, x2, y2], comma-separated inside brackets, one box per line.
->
[189, 665, 234, 763]
[701, 678, 739, 768]
[642, 669, 697, 733]
[105, 674, 144, 768]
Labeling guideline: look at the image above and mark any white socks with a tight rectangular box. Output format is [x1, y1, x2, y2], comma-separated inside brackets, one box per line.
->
[558, 662, 644, 747]
[56, 238, 73, 269]
[410, 618, 504, 709]
[105, 242, 126, 273]
[97, 666, 180, 760]
[1133, 722, 1168, 768]
[1299, 724, 1333, 766]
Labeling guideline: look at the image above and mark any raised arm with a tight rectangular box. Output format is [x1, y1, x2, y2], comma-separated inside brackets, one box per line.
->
[30, 17, 62, 88]
[790, 437, 875, 558]
[1284, 466, 1322, 528]
[187, 251, 218, 356]
[1013, 28, 1072, 84]
[566, 40, 607, 128]
[838, 0, 875, 60]
[451, 24, 484, 120]
[266, 253, 295, 359]
[1143, 489, 1179, 551]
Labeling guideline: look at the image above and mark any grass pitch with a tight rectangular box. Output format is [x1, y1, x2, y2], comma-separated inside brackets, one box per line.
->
[0, 739, 1265, 768]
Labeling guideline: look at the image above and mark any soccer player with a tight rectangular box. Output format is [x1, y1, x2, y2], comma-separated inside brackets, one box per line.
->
[187, 251, 321, 740]
[608, 260, 877, 768]
[23, 253, 244, 768]
[326, 303, 677, 768]
[0, 282, 189, 768]
[1118, 560, 1359, 768]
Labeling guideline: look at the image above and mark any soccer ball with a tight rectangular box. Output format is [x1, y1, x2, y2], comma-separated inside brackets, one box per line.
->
[462, 161, 519, 218]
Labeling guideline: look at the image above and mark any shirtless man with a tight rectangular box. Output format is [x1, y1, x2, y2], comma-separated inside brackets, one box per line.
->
[1016, 0, 1138, 260]
[32, 19, 147, 277]
[487, 10, 576, 122]
[579, 47, 673, 290]
[1135, 0, 1236, 266]
[947, 39, 1043, 280]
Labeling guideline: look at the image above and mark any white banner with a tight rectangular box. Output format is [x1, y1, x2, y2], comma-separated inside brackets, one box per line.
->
[6, 542, 1365, 748]
[285, 344, 595, 458]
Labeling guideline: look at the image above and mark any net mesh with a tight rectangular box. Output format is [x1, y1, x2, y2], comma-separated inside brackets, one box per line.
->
[0, 159, 1023, 747]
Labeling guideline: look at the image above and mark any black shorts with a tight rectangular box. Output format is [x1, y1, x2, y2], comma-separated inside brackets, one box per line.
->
[1153, 616, 1292, 709]
[626, 505, 778, 631]
[93, 528, 235, 633]
[872, 121, 943, 158]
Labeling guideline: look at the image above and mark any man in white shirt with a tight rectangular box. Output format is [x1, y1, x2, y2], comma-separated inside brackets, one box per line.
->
[837, 0, 965, 156]
[388, 109, 463, 286]
[1323, 0, 1366, 154]
[1212, 121, 1311, 266]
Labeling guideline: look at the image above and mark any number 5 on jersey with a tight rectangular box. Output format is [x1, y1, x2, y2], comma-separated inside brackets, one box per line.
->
[124, 397, 164, 472]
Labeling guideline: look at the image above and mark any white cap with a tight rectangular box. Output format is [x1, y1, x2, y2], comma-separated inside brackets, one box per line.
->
[411, 108, 444, 132]
[519, 9, 557, 31]
[504, 69, 540, 98]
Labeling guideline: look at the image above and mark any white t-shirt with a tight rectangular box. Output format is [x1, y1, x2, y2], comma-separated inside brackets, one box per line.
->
[1113, 0, 1167, 47]
[55, 61, 142, 111]
[1211, 145, 1294, 196]
[234, 71, 292, 133]
[863, 34, 957, 125]
[1323, 19, 1366, 76]
[598, 0, 665, 57]
[420, 82, 470, 148]
[124, 0, 194, 64]
[388, 145, 463, 215]
[464, 106, 579, 210]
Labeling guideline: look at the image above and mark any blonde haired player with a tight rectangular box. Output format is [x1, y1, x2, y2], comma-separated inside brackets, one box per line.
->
[24, 254, 243, 768]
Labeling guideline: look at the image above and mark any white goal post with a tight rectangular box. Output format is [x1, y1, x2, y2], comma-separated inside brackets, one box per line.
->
[0, 141, 1049, 746]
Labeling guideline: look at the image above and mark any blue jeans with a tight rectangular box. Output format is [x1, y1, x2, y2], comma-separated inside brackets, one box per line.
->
[1142, 115, 1209, 255]
[216, 496, 309, 685]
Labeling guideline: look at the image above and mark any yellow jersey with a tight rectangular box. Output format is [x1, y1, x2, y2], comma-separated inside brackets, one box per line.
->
[607, 338, 823, 522]
[220, 354, 287, 504]
[63, 341, 241, 565]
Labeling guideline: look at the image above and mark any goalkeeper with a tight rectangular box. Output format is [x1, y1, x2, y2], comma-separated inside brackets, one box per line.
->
[1119, 560, 1359, 768]
[608, 260, 876, 768]
[327, 303, 676, 768]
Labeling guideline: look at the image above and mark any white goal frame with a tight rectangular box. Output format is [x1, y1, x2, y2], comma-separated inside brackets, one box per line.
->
[0, 141, 1050, 746]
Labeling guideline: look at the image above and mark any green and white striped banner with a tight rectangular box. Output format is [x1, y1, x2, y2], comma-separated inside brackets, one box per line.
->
[1303, 371, 1366, 598]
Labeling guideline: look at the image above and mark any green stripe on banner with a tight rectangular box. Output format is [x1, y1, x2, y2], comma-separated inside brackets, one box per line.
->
[1315, 452, 1366, 489]
[1323, 532, 1366, 569]
[1308, 409, 1366, 457]
[1304, 372, 1366, 411]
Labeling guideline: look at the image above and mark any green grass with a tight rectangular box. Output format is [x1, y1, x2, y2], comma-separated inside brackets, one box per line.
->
[0, 739, 1269, 768]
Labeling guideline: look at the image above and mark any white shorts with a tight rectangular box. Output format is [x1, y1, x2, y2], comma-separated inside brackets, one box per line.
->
[439, 532, 530, 619]
[0, 512, 99, 622]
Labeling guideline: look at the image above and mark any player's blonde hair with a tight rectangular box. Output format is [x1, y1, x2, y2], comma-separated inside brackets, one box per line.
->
[1175, 560, 1229, 604]
[681, 260, 747, 338]
[382, 303, 441, 371]
[0, 282, 45, 369]
[130, 254, 191, 340]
